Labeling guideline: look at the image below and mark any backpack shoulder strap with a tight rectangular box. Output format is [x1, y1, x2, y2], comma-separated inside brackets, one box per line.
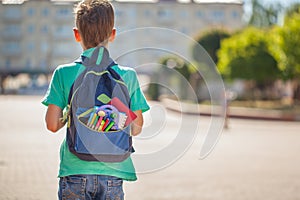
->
[64, 47, 118, 125]
[107, 62, 123, 81]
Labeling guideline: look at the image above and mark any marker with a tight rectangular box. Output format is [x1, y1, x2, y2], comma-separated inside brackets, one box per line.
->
[95, 110, 105, 130]
[101, 118, 110, 131]
[105, 121, 115, 131]
[98, 120, 105, 131]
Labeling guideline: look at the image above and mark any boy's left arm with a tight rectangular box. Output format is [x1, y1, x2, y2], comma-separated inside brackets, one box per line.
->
[131, 110, 143, 136]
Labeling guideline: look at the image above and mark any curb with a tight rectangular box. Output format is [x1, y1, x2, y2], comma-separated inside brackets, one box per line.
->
[161, 98, 300, 122]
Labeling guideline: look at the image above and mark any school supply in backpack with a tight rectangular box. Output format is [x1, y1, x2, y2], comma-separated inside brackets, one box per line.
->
[97, 93, 137, 126]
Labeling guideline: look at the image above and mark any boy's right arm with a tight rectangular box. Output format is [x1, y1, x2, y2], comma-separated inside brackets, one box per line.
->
[45, 104, 66, 133]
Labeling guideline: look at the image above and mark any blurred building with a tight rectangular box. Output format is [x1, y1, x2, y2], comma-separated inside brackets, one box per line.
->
[0, 0, 244, 74]
[0, 0, 80, 74]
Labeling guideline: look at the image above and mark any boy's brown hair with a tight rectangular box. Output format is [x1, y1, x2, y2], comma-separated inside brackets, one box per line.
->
[74, 0, 114, 49]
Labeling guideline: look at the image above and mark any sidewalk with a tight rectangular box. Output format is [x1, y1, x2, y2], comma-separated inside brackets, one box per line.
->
[1, 95, 300, 200]
[161, 98, 300, 121]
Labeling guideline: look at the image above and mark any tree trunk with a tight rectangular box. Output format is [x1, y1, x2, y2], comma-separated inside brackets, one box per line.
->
[293, 79, 300, 102]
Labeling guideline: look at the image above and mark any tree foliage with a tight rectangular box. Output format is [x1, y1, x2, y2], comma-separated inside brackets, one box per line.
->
[217, 27, 280, 84]
[192, 29, 230, 64]
[147, 56, 195, 101]
[281, 6, 300, 79]
[284, 3, 300, 19]
[269, 4, 300, 80]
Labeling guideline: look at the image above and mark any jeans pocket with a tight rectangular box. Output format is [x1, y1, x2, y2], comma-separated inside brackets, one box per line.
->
[59, 175, 86, 200]
[106, 178, 124, 200]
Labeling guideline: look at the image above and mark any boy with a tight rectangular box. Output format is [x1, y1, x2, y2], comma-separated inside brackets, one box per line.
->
[42, 0, 149, 199]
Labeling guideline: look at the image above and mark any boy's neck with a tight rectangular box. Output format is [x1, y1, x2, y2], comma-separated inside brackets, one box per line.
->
[83, 41, 109, 51]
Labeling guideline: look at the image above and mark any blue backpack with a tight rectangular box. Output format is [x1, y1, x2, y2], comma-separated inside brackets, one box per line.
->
[66, 46, 134, 162]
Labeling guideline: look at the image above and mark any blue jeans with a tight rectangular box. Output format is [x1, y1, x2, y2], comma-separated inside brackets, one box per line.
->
[58, 175, 124, 200]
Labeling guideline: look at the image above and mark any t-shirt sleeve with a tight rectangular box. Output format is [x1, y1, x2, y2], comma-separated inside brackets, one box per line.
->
[127, 70, 150, 113]
[41, 67, 66, 109]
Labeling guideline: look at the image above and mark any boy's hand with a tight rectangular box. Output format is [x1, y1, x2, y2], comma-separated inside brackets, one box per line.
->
[131, 110, 143, 136]
[45, 104, 66, 133]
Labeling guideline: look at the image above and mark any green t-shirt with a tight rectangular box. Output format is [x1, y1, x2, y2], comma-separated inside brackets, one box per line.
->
[42, 48, 150, 181]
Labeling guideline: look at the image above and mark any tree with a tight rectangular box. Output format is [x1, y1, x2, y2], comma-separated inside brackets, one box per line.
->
[148, 56, 201, 101]
[161, 56, 194, 100]
[281, 7, 300, 80]
[248, 0, 282, 28]
[270, 5, 300, 80]
[284, 3, 300, 19]
[147, 56, 195, 101]
[271, 6, 300, 100]
[192, 29, 230, 65]
[271, 18, 300, 80]
[217, 27, 281, 86]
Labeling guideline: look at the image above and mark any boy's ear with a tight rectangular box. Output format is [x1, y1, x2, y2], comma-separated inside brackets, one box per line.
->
[73, 28, 81, 42]
[108, 28, 116, 42]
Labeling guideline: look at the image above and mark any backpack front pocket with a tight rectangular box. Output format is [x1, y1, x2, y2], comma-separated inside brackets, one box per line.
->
[74, 107, 131, 155]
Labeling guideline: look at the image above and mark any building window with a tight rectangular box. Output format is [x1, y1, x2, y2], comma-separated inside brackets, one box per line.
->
[212, 10, 224, 21]
[27, 7, 35, 16]
[115, 10, 123, 18]
[56, 7, 71, 17]
[27, 24, 35, 33]
[4, 7, 22, 19]
[232, 10, 239, 19]
[196, 11, 204, 18]
[26, 59, 32, 68]
[4, 24, 21, 37]
[42, 8, 49, 17]
[4, 42, 21, 55]
[180, 11, 188, 18]
[40, 59, 47, 69]
[56, 25, 71, 37]
[144, 10, 151, 17]
[5, 59, 11, 68]
[41, 25, 48, 34]
[41, 43, 49, 53]
[158, 9, 172, 20]
[27, 42, 35, 51]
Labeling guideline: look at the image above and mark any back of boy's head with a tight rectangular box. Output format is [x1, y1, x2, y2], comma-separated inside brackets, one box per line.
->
[75, 0, 114, 49]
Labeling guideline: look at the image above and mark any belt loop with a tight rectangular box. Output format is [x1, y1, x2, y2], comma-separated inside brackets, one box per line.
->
[107, 180, 112, 187]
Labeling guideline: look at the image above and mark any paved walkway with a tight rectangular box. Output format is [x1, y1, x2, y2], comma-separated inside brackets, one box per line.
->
[0, 96, 300, 200]
[161, 98, 300, 121]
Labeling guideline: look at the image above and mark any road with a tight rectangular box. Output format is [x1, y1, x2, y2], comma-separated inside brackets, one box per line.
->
[0, 96, 300, 200]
